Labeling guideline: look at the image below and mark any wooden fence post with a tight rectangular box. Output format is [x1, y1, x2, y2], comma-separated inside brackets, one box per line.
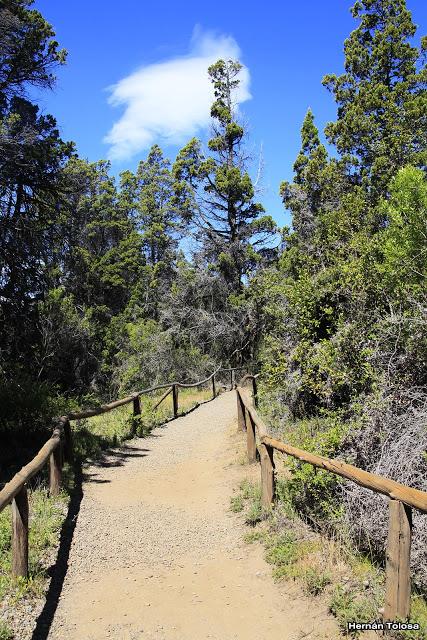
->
[237, 390, 246, 431]
[133, 394, 141, 416]
[260, 443, 275, 508]
[384, 499, 412, 621]
[172, 384, 179, 418]
[12, 485, 29, 578]
[49, 443, 62, 497]
[212, 375, 216, 399]
[246, 407, 257, 463]
[252, 376, 258, 407]
[229, 370, 233, 390]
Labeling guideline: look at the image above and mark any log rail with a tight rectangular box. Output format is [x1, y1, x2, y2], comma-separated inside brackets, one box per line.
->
[236, 381, 427, 624]
[0, 366, 244, 579]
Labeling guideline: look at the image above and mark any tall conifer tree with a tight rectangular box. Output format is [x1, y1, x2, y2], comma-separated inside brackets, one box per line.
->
[173, 59, 277, 292]
[323, 0, 427, 197]
[280, 109, 329, 244]
[119, 144, 178, 319]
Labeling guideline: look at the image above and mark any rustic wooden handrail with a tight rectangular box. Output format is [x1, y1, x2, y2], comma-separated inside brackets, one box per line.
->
[176, 367, 221, 388]
[261, 434, 427, 513]
[66, 367, 225, 420]
[0, 423, 64, 513]
[152, 386, 173, 410]
[236, 384, 427, 623]
[0, 365, 246, 580]
[68, 383, 174, 420]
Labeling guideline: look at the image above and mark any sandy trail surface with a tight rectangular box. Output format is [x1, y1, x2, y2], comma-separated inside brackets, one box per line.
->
[46, 391, 341, 640]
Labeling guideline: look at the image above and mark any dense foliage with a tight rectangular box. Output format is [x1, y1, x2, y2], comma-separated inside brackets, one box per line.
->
[0, 1, 269, 439]
[1, 0, 426, 591]
[255, 0, 427, 590]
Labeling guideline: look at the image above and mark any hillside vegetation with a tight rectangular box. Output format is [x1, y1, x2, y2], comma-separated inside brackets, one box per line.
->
[1, 0, 427, 624]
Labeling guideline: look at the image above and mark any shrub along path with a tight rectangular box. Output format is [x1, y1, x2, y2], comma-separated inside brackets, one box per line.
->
[45, 392, 340, 640]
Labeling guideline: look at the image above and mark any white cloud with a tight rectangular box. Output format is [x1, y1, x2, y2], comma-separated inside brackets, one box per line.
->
[103, 28, 251, 162]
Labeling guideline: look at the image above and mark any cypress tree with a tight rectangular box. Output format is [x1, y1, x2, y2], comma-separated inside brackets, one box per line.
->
[173, 59, 277, 292]
[323, 0, 427, 198]
[280, 109, 330, 245]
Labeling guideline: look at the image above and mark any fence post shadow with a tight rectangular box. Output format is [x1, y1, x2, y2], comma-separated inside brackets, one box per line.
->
[31, 462, 84, 640]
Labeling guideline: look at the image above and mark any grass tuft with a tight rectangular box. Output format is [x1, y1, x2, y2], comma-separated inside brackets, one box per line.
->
[230, 494, 244, 512]
[229, 478, 265, 525]
[302, 567, 331, 595]
[0, 620, 13, 640]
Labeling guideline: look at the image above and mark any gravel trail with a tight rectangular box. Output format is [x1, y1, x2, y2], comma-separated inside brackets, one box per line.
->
[44, 392, 340, 640]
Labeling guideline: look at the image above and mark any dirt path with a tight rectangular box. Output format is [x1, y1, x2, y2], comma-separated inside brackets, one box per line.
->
[46, 392, 341, 640]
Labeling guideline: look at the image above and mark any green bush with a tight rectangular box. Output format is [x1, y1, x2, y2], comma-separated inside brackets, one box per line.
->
[275, 411, 348, 522]
[302, 567, 331, 595]
[0, 621, 13, 640]
[329, 585, 380, 637]
[265, 531, 299, 567]
[0, 369, 77, 436]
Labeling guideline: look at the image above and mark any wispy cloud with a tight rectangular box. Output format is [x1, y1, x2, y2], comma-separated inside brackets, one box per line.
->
[104, 28, 251, 162]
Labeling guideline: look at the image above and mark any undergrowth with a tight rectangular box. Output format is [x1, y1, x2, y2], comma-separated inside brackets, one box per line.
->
[233, 477, 427, 638]
[0, 621, 13, 640]
[230, 478, 264, 525]
[0, 488, 68, 637]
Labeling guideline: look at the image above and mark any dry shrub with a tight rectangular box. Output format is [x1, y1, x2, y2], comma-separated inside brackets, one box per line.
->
[340, 388, 427, 591]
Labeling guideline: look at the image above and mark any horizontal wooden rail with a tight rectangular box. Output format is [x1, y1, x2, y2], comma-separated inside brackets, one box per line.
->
[176, 368, 221, 389]
[0, 422, 65, 513]
[236, 384, 427, 623]
[236, 387, 427, 513]
[0, 365, 247, 580]
[238, 372, 259, 386]
[261, 434, 427, 513]
[68, 384, 171, 420]
[237, 386, 262, 424]
[69, 395, 135, 420]
[152, 386, 173, 410]
[67, 368, 225, 420]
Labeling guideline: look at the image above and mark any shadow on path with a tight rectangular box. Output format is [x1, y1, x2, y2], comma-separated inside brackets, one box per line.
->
[31, 462, 83, 640]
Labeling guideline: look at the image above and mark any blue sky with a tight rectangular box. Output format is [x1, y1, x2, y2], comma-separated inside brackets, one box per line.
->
[33, 0, 427, 227]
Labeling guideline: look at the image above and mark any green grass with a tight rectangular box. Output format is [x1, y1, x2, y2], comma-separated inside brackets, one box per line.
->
[230, 494, 244, 512]
[229, 478, 265, 525]
[246, 499, 263, 526]
[406, 596, 427, 640]
[0, 621, 13, 640]
[239, 478, 259, 500]
[330, 584, 380, 635]
[0, 488, 68, 636]
[72, 404, 134, 460]
[264, 530, 320, 581]
[0, 489, 67, 600]
[329, 584, 427, 639]
[244, 530, 265, 544]
[265, 530, 299, 568]
[302, 567, 332, 596]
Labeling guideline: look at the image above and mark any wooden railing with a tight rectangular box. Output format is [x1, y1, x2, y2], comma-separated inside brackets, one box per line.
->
[0, 366, 245, 579]
[236, 381, 427, 623]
